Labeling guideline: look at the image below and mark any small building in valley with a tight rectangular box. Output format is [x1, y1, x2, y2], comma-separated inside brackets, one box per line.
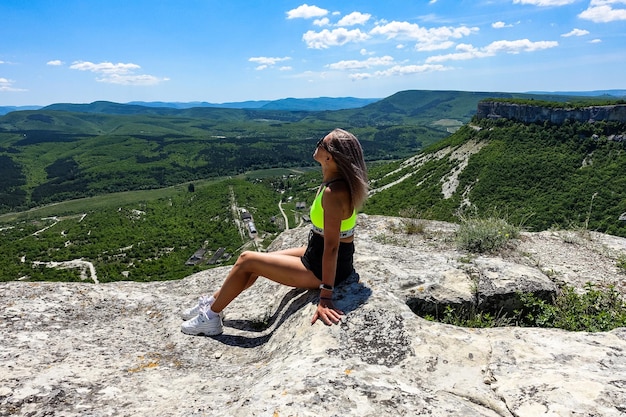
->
[185, 248, 206, 266]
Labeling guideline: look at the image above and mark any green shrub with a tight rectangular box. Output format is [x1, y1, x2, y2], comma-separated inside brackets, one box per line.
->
[517, 283, 626, 332]
[423, 283, 626, 332]
[455, 213, 520, 253]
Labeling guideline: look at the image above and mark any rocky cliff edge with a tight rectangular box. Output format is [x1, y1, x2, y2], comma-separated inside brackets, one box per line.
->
[476, 101, 626, 125]
[2, 215, 625, 416]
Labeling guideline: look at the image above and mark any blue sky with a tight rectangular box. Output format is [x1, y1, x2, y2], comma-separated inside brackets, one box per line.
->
[1, 0, 625, 106]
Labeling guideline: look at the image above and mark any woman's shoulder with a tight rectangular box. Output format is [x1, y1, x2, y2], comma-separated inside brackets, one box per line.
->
[325, 179, 349, 194]
[322, 180, 351, 208]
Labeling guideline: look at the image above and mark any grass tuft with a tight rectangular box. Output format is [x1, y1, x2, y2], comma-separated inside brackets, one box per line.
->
[617, 255, 626, 273]
[398, 207, 427, 235]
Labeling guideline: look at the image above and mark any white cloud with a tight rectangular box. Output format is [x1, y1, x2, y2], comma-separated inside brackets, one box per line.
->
[279, 66, 293, 71]
[579, 0, 626, 22]
[561, 28, 590, 37]
[375, 64, 450, 77]
[69, 61, 168, 85]
[349, 73, 372, 81]
[97, 74, 169, 86]
[70, 61, 140, 74]
[418, 41, 455, 51]
[286, 4, 328, 19]
[492, 21, 513, 29]
[0, 77, 27, 92]
[249, 57, 291, 71]
[486, 39, 559, 53]
[327, 55, 395, 70]
[590, 38, 603, 43]
[513, 0, 576, 5]
[426, 39, 559, 63]
[349, 63, 450, 81]
[302, 28, 370, 49]
[249, 56, 291, 66]
[46, 60, 64, 66]
[426, 44, 491, 62]
[337, 12, 372, 27]
[370, 21, 478, 51]
[313, 17, 330, 26]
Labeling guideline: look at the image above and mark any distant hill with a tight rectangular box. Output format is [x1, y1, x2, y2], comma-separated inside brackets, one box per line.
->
[4, 90, 622, 116]
[40, 98, 380, 116]
[123, 91, 612, 120]
[1, 97, 378, 116]
[0, 105, 42, 116]
[526, 89, 626, 98]
[126, 100, 271, 109]
[128, 97, 380, 111]
[258, 97, 380, 111]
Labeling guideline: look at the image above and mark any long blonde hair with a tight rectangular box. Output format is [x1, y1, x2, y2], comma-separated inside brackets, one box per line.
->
[325, 128, 368, 209]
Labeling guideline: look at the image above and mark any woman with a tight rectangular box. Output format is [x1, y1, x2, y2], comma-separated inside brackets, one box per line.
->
[181, 128, 368, 336]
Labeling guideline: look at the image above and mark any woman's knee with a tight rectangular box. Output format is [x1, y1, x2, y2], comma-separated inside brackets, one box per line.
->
[235, 251, 260, 268]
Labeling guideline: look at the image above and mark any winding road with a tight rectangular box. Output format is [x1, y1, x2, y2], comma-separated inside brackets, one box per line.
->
[278, 200, 289, 230]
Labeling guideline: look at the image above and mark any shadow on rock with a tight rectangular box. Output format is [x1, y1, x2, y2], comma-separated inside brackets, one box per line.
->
[212, 272, 372, 348]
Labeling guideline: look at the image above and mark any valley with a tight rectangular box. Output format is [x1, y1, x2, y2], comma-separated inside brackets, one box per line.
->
[1, 90, 625, 283]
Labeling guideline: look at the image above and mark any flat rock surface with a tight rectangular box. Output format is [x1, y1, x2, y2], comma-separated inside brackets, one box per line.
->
[1, 215, 625, 416]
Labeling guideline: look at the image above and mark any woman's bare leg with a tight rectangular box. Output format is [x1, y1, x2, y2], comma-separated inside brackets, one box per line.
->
[211, 247, 306, 300]
[211, 247, 316, 313]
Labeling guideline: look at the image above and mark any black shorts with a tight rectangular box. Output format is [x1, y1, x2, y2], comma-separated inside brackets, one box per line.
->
[300, 230, 355, 285]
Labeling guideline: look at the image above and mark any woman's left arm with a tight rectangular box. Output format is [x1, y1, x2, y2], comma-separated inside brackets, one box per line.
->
[311, 186, 345, 325]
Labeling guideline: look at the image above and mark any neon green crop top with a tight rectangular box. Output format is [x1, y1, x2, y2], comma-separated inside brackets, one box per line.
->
[310, 180, 357, 238]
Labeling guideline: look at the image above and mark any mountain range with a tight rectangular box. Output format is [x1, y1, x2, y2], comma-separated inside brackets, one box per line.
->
[1, 89, 625, 239]
[0, 97, 380, 116]
[2, 89, 625, 116]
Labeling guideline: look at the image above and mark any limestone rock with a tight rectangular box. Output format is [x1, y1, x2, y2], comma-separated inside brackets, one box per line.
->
[475, 101, 626, 125]
[1, 215, 625, 416]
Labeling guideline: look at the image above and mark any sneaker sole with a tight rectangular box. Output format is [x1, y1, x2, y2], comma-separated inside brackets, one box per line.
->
[181, 326, 223, 336]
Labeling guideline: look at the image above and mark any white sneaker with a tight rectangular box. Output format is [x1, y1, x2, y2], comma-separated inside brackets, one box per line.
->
[181, 305, 223, 336]
[181, 295, 224, 320]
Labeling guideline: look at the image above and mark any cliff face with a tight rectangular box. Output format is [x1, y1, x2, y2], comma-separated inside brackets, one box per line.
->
[2, 215, 626, 417]
[476, 101, 626, 124]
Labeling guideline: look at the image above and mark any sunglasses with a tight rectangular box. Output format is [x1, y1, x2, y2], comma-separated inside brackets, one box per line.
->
[316, 137, 330, 152]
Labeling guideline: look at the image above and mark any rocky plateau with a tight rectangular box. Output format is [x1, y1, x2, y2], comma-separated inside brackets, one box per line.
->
[1, 215, 625, 416]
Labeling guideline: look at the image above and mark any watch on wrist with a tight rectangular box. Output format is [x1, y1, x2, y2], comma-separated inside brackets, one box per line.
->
[319, 283, 334, 291]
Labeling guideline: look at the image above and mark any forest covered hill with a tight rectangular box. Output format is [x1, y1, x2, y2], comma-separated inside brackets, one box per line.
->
[0, 89, 613, 213]
[365, 110, 626, 237]
[1, 90, 626, 283]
